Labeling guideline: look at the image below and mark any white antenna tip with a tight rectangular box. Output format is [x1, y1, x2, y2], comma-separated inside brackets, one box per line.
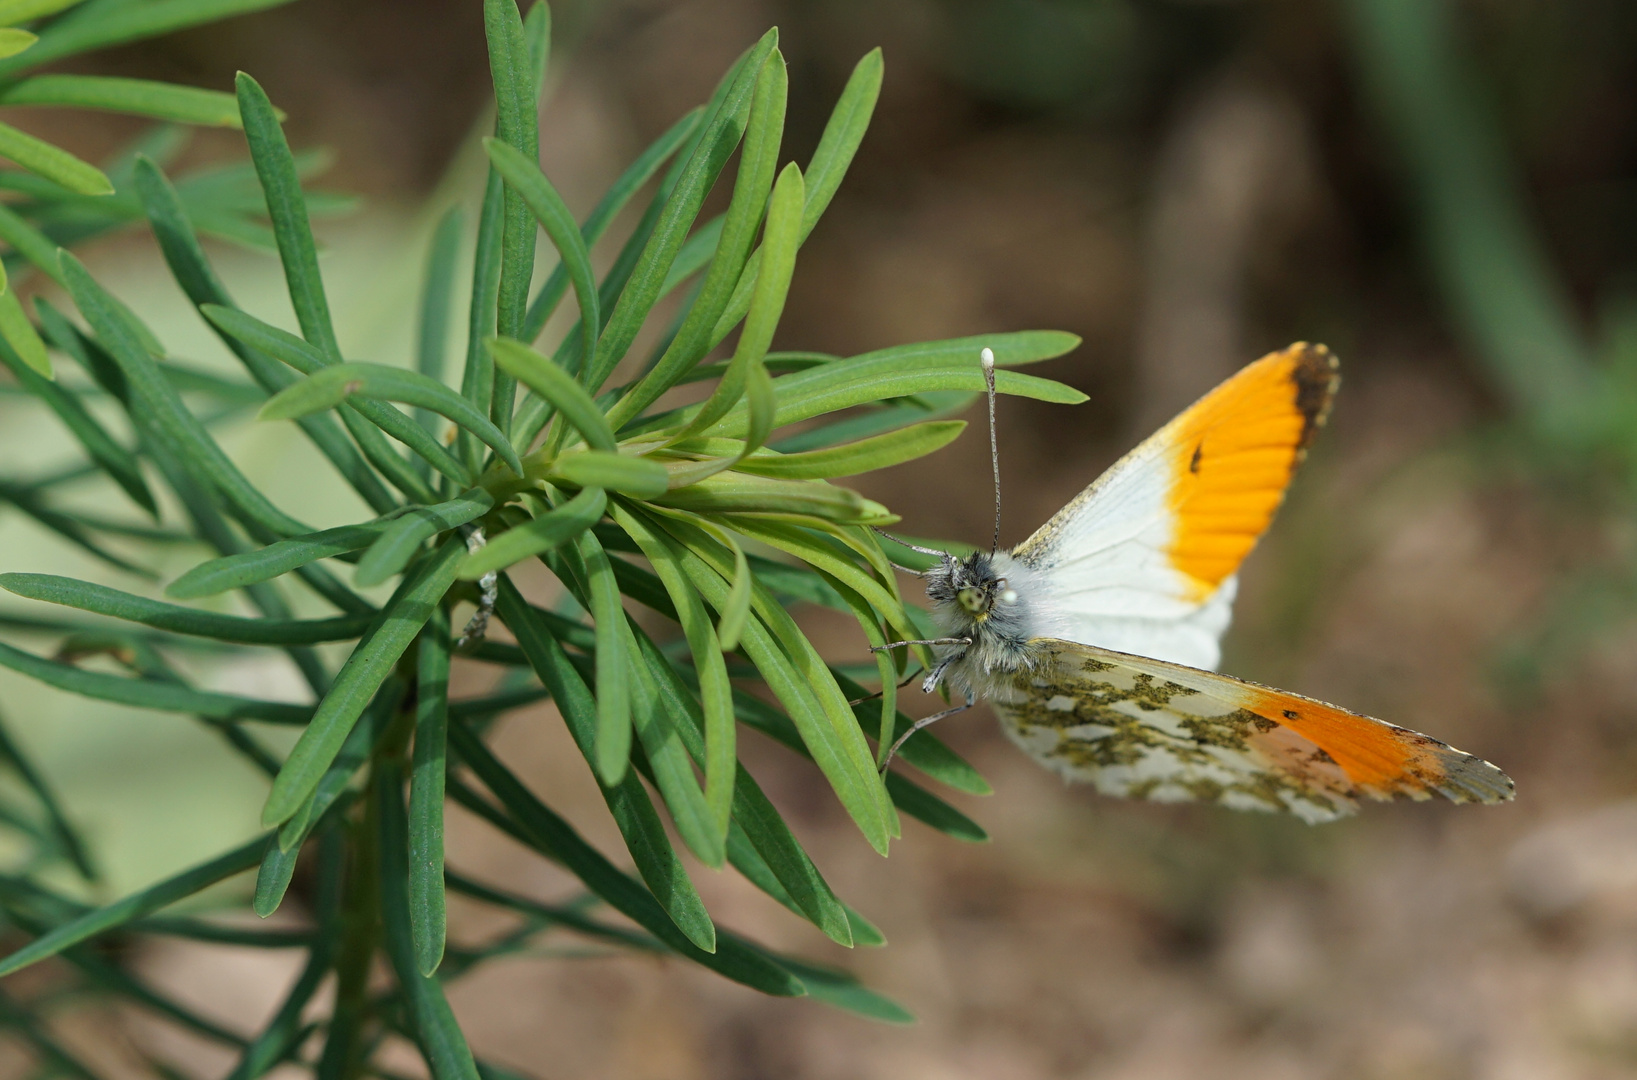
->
[980, 347, 995, 370]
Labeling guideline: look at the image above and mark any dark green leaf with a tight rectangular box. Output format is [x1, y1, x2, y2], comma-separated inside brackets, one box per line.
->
[0, 0, 295, 79]
[0, 75, 247, 126]
[200, 303, 467, 491]
[582, 28, 778, 397]
[485, 136, 597, 379]
[492, 578, 717, 951]
[484, 0, 539, 432]
[355, 487, 496, 588]
[0, 120, 110, 194]
[611, 46, 788, 428]
[0, 638, 311, 723]
[410, 606, 450, 976]
[376, 758, 480, 1080]
[168, 521, 383, 599]
[0, 573, 372, 643]
[458, 485, 604, 580]
[261, 536, 464, 827]
[488, 335, 615, 450]
[236, 72, 343, 359]
[60, 251, 313, 537]
[0, 832, 266, 976]
[449, 722, 800, 996]
[260, 361, 521, 478]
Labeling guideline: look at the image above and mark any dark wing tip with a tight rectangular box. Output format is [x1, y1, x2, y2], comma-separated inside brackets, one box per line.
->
[1436, 748, 1517, 805]
[1286, 342, 1340, 451]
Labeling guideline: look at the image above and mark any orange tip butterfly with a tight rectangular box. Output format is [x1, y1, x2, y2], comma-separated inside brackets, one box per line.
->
[879, 343, 1514, 823]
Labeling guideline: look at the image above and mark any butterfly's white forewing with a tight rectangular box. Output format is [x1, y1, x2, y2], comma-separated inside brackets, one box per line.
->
[1010, 343, 1340, 669]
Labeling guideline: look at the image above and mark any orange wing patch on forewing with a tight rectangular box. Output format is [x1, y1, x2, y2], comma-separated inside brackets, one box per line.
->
[1163, 342, 1339, 600]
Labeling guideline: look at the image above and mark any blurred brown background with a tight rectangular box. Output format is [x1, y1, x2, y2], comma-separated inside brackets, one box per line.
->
[20, 0, 1637, 1076]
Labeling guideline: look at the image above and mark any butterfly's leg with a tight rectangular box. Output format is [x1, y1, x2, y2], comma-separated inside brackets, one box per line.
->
[847, 669, 921, 707]
[879, 692, 976, 773]
[868, 637, 971, 653]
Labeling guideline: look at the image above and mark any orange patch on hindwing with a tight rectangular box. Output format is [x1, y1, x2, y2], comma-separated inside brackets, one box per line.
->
[1164, 343, 1339, 599]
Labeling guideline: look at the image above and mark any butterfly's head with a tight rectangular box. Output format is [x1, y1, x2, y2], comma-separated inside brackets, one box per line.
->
[927, 551, 1018, 627]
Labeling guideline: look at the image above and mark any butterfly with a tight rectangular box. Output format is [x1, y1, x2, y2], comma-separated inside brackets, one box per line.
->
[880, 343, 1514, 823]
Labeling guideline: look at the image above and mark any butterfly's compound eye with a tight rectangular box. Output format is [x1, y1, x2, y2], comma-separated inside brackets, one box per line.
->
[957, 586, 987, 615]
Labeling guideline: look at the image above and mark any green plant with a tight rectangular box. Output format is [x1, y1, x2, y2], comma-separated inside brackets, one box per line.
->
[0, 2, 1085, 1074]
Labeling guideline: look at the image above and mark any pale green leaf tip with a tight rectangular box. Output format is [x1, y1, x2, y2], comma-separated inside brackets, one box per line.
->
[0, 29, 36, 60]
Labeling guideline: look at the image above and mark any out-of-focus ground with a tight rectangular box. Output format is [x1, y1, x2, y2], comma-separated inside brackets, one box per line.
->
[8, 0, 1637, 1076]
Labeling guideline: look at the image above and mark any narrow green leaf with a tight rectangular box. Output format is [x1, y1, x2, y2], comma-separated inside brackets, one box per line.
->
[457, 485, 604, 580]
[0, 27, 29, 56]
[0, 638, 312, 723]
[0, 709, 94, 882]
[885, 771, 988, 842]
[0, 0, 77, 26]
[733, 420, 966, 479]
[376, 759, 480, 1080]
[277, 680, 400, 853]
[168, 522, 383, 598]
[236, 71, 342, 360]
[583, 28, 778, 397]
[132, 156, 399, 514]
[415, 205, 464, 435]
[0, 121, 111, 194]
[610, 47, 788, 428]
[705, 47, 884, 349]
[523, 1, 550, 97]
[658, 331, 1087, 441]
[0, 290, 49, 376]
[484, 136, 598, 378]
[450, 722, 799, 994]
[0, 0, 293, 78]
[518, 106, 701, 345]
[355, 487, 496, 588]
[832, 669, 991, 796]
[60, 252, 313, 537]
[0, 573, 373, 643]
[0, 832, 265, 976]
[461, 168, 504, 469]
[653, 473, 890, 525]
[610, 505, 735, 842]
[488, 335, 615, 449]
[774, 954, 913, 1023]
[645, 510, 894, 852]
[0, 200, 66, 284]
[0, 338, 155, 513]
[733, 684, 986, 840]
[670, 160, 804, 444]
[262, 536, 464, 827]
[573, 529, 630, 786]
[550, 450, 668, 497]
[260, 362, 521, 477]
[410, 607, 450, 976]
[484, 0, 540, 432]
[492, 579, 717, 951]
[0, 75, 246, 126]
[201, 303, 467, 491]
[717, 534, 751, 651]
[252, 836, 299, 918]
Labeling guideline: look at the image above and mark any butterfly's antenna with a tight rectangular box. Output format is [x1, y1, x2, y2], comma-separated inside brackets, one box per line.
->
[982, 347, 1001, 556]
[871, 526, 950, 559]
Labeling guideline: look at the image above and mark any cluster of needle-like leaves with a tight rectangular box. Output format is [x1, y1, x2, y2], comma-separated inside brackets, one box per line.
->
[0, 1, 1086, 1074]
